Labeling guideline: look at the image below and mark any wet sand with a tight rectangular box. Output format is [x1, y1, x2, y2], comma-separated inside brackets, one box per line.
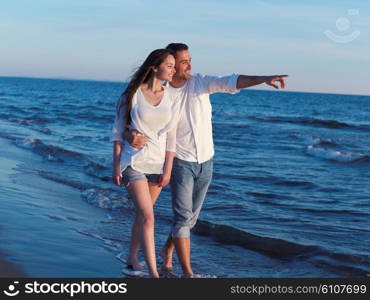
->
[0, 136, 122, 277]
[0, 252, 25, 277]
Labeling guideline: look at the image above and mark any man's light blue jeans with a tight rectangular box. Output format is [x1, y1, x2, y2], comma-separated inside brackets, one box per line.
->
[170, 157, 213, 238]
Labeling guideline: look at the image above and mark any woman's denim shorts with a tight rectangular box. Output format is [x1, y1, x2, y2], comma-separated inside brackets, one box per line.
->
[122, 166, 160, 186]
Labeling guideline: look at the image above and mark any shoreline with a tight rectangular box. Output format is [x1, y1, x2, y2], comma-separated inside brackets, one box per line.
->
[0, 136, 122, 277]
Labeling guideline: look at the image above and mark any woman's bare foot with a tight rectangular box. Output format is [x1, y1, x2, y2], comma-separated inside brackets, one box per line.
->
[150, 272, 160, 278]
[126, 258, 145, 271]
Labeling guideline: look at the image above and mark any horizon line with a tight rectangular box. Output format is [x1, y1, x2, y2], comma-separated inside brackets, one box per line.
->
[1, 75, 369, 97]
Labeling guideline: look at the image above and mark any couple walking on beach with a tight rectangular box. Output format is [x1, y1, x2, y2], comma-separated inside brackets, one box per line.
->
[111, 43, 287, 278]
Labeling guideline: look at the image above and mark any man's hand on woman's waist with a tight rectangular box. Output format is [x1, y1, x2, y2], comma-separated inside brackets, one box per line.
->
[124, 129, 148, 149]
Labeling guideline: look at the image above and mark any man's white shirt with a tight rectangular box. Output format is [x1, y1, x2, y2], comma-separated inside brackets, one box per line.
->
[166, 73, 240, 164]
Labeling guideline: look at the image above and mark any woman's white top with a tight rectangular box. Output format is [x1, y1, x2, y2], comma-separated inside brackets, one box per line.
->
[111, 87, 183, 174]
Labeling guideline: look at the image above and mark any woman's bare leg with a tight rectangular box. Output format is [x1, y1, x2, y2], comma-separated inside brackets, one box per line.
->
[127, 182, 162, 270]
[126, 180, 159, 277]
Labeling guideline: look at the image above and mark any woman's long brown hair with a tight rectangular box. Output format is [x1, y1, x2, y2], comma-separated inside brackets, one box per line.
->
[116, 48, 175, 128]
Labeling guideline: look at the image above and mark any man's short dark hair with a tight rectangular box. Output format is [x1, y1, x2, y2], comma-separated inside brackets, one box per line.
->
[165, 43, 189, 54]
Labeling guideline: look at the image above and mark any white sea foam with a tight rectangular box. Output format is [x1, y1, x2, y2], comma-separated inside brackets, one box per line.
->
[306, 145, 357, 163]
[81, 188, 132, 210]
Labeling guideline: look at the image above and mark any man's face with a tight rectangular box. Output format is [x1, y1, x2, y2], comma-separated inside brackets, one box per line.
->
[174, 50, 192, 80]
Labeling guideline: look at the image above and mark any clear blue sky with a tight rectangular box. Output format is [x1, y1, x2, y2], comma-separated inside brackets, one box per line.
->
[1, 0, 369, 95]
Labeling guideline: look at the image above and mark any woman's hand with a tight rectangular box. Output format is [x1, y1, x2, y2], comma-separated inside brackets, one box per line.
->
[112, 166, 122, 187]
[158, 172, 171, 187]
[159, 151, 175, 187]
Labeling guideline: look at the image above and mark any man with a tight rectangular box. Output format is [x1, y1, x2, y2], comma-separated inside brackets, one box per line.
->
[129, 43, 287, 277]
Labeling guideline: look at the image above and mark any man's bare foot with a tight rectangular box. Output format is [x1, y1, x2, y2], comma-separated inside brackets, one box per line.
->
[159, 248, 173, 271]
[150, 272, 160, 278]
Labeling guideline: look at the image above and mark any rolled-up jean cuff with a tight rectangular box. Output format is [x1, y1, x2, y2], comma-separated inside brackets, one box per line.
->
[171, 226, 190, 238]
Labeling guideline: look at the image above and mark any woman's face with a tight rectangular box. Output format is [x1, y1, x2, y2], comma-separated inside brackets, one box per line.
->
[155, 55, 176, 82]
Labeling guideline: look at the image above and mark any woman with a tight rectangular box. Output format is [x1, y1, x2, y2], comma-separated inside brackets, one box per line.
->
[111, 49, 181, 278]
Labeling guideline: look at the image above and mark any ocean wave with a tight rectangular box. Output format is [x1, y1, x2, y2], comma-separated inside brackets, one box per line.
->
[205, 203, 246, 212]
[296, 118, 354, 129]
[216, 140, 250, 149]
[6, 105, 27, 114]
[251, 115, 370, 131]
[84, 161, 109, 174]
[258, 200, 288, 207]
[76, 230, 123, 250]
[80, 104, 112, 112]
[0, 132, 17, 141]
[83, 161, 111, 182]
[230, 124, 250, 129]
[1, 113, 52, 134]
[358, 124, 370, 132]
[29, 106, 42, 111]
[300, 136, 338, 147]
[55, 116, 74, 123]
[274, 180, 316, 188]
[75, 112, 114, 122]
[213, 172, 276, 183]
[37, 170, 93, 190]
[214, 171, 316, 188]
[193, 220, 370, 276]
[249, 192, 285, 199]
[3, 92, 25, 97]
[21, 123, 51, 135]
[349, 155, 370, 164]
[306, 145, 369, 164]
[311, 256, 370, 277]
[36, 170, 131, 210]
[44, 214, 81, 222]
[295, 207, 370, 217]
[318, 187, 344, 193]
[194, 220, 319, 258]
[1, 112, 52, 125]
[15, 137, 84, 161]
[81, 188, 132, 210]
